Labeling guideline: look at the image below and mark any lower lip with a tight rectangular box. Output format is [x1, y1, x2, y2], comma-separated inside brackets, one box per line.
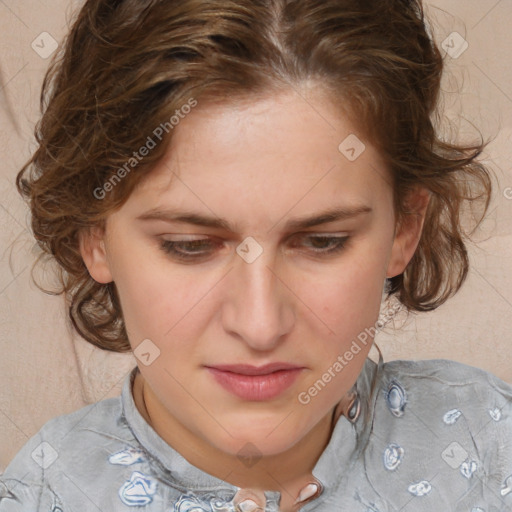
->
[206, 368, 303, 401]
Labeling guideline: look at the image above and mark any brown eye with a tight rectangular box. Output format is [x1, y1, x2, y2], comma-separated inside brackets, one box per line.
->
[291, 235, 349, 255]
[160, 238, 217, 260]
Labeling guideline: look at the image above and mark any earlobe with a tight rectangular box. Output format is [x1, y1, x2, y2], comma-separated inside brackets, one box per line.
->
[386, 187, 431, 278]
[78, 226, 114, 284]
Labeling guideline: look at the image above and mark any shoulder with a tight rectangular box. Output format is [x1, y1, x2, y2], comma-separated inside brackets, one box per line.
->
[374, 357, 512, 445]
[25, 394, 126, 463]
[381, 357, 512, 389]
[364, 358, 512, 508]
[0, 395, 132, 509]
[378, 358, 512, 419]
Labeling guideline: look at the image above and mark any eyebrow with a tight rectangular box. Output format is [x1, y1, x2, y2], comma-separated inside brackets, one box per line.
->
[136, 205, 372, 232]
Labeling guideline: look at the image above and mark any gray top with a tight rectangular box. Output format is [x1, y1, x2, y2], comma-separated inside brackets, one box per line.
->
[1, 357, 512, 511]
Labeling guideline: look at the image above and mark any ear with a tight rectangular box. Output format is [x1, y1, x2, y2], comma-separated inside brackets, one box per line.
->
[78, 226, 114, 284]
[386, 186, 431, 278]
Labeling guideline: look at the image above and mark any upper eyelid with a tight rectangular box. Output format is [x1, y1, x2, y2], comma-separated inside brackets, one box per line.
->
[160, 232, 350, 240]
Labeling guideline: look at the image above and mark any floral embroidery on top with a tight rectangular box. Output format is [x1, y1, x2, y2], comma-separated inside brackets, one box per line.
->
[383, 443, 404, 471]
[174, 492, 237, 512]
[407, 480, 431, 497]
[443, 409, 462, 425]
[118, 471, 157, 506]
[460, 459, 477, 479]
[489, 407, 502, 422]
[386, 381, 406, 417]
[501, 475, 512, 497]
[109, 447, 146, 465]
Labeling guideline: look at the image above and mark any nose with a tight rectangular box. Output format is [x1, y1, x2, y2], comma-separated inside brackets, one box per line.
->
[222, 242, 295, 352]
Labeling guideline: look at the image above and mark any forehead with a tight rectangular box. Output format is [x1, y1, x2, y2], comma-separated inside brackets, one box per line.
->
[122, 88, 392, 224]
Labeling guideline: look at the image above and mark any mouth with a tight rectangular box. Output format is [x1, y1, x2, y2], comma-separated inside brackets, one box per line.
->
[204, 363, 305, 401]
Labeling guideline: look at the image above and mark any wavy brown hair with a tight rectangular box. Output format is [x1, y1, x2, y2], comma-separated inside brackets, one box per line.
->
[16, 0, 492, 353]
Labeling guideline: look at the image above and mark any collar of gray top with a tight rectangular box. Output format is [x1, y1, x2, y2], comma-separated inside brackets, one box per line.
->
[121, 355, 383, 510]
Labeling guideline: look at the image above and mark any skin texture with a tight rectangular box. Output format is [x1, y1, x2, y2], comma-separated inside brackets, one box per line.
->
[80, 86, 429, 510]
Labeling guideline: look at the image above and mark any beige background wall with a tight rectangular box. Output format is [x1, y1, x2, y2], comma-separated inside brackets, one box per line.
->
[0, 0, 511, 471]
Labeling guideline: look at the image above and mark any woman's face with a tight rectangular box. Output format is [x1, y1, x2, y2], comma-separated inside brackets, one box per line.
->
[81, 87, 426, 458]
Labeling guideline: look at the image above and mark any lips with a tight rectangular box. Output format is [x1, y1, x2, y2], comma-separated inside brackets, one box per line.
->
[207, 362, 302, 375]
[205, 362, 304, 401]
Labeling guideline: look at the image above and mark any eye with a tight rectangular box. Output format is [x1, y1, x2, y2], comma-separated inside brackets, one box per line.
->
[290, 234, 349, 255]
[160, 234, 349, 262]
[160, 238, 218, 261]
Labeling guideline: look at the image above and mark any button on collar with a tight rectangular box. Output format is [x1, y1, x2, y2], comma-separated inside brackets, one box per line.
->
[237, 498, 261, 511]
[295, 481, 322, 505]
[233, 489, 266, 511]
[346, 393, 361, 423]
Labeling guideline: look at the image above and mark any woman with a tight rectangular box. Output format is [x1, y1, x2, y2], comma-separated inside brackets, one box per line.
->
[1, 0, 509, 510]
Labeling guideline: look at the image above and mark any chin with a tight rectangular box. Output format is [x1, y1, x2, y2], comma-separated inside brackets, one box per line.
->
[216, 435, 299, 461]
[206, 413, 312, 459]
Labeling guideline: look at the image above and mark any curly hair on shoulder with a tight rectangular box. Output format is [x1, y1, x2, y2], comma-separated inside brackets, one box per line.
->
[16, 0, 493, 353]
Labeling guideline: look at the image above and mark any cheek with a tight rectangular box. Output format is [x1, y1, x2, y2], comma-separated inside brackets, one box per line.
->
[108, 244, 180, 343]
[112, 248, 218, 351]
[293, 254, 387, 409]
[304, 251, 387, 334]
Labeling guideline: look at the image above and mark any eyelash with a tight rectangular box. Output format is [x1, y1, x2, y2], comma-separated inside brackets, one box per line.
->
[159, 235, 350, 261]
